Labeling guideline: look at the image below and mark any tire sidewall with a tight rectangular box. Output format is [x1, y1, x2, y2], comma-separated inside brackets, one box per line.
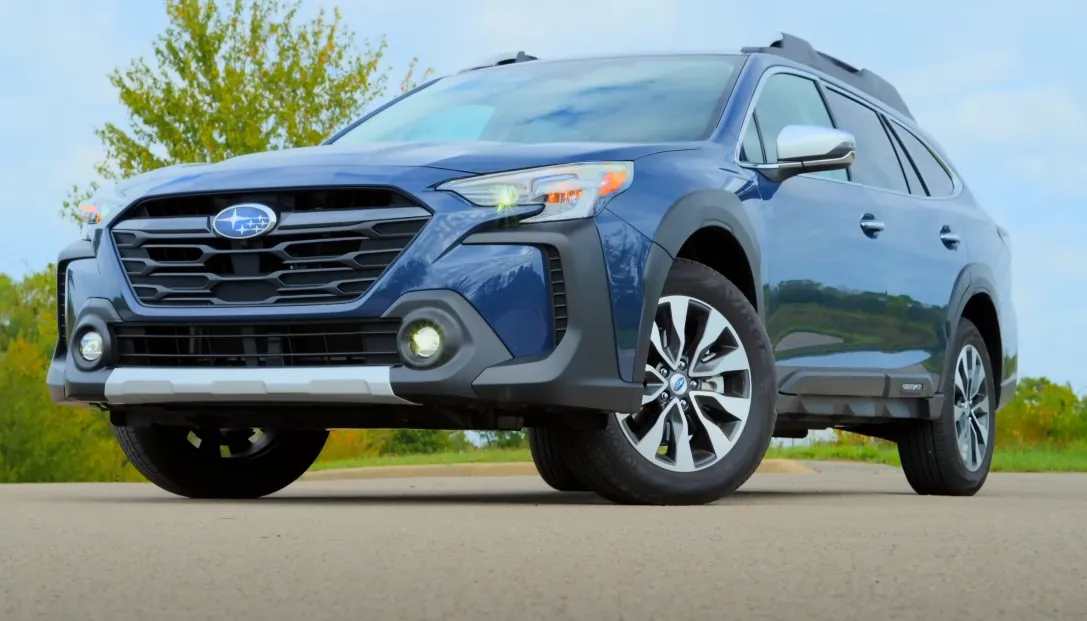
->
[593, 260, 777, 501]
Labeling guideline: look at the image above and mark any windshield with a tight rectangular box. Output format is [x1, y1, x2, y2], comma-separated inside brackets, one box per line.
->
[332, 55, 742, 145]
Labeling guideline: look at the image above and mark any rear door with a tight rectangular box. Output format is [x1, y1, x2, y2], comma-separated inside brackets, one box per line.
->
[739, 68, 894, 397]
[881, 116, 978, 388]
[820, 84, 967, 393]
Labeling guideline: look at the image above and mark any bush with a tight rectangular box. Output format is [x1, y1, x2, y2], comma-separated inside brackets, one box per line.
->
[997, 377, 1087, 447]
[478, 431, 527, 450]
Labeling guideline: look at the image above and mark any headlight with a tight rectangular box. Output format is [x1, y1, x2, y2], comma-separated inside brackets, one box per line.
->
[77, 193, 126, 242]
[436, 162, 634, 224]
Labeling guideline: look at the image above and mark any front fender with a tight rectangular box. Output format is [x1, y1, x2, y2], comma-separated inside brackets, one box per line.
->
[607, 185, 764, 382]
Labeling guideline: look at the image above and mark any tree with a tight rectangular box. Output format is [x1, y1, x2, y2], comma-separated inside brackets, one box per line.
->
[64, 0, 431, 219]
[0, 0, 440, 481]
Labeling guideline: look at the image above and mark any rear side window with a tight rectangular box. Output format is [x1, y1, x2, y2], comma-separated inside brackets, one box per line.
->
[890, 122, 956, 197]
[823, 89, 909, 193]
[750, 73, 845, 181]
[886, 122, 926, 196]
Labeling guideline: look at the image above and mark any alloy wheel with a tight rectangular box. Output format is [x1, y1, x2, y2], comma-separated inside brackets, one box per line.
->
[953, 344, 991, 472]
[616, 295, 753, 473]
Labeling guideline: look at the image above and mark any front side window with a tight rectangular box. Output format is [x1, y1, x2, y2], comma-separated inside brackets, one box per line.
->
[332, 55, 742, 145]
[748, 72, 846, 181]
[823, 89, 909, 193]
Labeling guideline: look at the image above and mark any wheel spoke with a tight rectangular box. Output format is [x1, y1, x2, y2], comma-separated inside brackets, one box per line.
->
[635, 402, 672, 461]
[968, 419, 982, 467]
[671, 410, 696, 471]
[954, 360, 967, 399]
[691, 390, 750, 424]
[690, 346, 747, 379]
[666, 297, 689, 364]
[956, 414, 972, 445]
[691, 311, 726, 365]
[970, 413, 988, 449]
[969, 354, 984, 399]
[649, 321, 678, 369]
[953, 402, 968, 424]
[642, 365, 667, 405]
[690, 397, 734, 459]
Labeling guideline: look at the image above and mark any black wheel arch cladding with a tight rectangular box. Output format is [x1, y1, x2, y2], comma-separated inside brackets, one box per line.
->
[630, 190, 763, 378]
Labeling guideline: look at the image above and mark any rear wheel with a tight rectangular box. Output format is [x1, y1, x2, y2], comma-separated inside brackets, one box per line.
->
[528, 428, 588, 492]
[899, 318, 995, 496]
[564, 259, 777, 505]
[113, 424, 328, 499]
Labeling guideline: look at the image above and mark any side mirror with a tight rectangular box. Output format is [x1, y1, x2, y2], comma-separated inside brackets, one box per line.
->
[742, 124, 856, 183]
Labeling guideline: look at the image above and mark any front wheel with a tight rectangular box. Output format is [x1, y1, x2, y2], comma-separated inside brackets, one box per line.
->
[113, 424, 329, 499]
[564, 259, 777, 505]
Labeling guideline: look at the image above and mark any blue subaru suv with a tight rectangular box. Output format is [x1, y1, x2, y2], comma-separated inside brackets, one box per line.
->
[48, 34, 1017, 505]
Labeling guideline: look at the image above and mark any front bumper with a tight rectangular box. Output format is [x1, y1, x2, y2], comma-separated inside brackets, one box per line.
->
[48, 218, 643, 416]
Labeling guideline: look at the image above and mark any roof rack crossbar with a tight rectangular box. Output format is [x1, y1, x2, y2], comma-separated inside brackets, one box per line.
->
[742, 33, 913, 120]
[459, 51, 539, 74]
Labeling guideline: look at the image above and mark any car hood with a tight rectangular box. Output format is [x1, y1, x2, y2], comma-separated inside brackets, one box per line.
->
[111, 141, 699, 199]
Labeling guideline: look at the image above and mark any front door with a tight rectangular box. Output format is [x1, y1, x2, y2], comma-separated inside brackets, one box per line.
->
[739, 69, 894, 397]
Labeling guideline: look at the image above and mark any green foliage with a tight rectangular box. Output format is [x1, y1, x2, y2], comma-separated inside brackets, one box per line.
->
[478, 431, 528, 450]
[64, 0, 432, 219]
[998, 377, 1087, 446]
[0, 270, 139, 483]
[382, 430, 458, 455]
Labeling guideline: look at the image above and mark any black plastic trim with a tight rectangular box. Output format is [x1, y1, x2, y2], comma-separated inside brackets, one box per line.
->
[631, 191, 763, 379]
[462, 219, 642, 413]
[47, 298, 122, 404]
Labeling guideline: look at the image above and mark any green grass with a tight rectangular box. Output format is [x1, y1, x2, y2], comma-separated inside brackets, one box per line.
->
[311, 447, 532, 471]
[312, 442, 1087, 473]
[769, 441, 1087, 473]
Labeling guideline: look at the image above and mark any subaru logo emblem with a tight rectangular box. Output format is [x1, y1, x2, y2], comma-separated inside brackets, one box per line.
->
[212, 203, 277, 240]
[672, 375, 686, 393]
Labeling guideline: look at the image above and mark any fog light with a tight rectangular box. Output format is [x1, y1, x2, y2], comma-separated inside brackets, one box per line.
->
[409, 324, 442, 359]
[79, 331, 104, 362]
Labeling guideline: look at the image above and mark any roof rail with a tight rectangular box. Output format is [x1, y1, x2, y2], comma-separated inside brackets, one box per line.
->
[742, 33, 913, 120]
[459, 51, 539, 73]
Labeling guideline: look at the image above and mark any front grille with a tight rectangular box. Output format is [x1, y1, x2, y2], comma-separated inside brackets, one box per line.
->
[127, 187, 416, 219]
[111, 188, 430, 307]
[112, 319, 401, 368]
[542, 246, 567, 346]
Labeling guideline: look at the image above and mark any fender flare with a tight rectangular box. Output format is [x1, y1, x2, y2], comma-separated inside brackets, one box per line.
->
[939, 262, 1001, 394]
[631, 190, 764, 376]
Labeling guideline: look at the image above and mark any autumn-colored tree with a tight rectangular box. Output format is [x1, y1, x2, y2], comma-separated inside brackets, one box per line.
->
[64, 0, 432, 218]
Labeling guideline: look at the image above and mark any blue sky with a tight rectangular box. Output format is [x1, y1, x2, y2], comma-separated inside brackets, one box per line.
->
[0, 0, 1083, 390]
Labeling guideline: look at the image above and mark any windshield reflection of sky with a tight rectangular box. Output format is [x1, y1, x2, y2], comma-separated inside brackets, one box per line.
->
[338, 56, 740, 144]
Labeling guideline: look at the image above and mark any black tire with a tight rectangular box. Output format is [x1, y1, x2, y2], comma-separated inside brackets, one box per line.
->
[528, 428, 589, 492]
[563, 258, 777, 505]
[898, 318, 995, 496]
[113, 424, 329, 499]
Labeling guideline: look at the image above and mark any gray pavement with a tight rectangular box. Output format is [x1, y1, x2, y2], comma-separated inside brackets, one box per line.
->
[2, 462, 1085, 621]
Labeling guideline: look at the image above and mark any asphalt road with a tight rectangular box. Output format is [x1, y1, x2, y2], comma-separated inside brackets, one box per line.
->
[2, 462, 1085, 621]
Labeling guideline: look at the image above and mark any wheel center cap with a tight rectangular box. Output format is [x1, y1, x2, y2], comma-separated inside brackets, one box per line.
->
[671, 374, 689, 395]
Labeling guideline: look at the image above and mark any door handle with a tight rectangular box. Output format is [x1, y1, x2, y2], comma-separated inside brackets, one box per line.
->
[939, 225, 960, 249]
[859, 213, 885, 238]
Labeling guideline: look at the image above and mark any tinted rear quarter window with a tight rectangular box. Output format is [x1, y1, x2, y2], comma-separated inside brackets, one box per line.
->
[886, 122, 925, 196]
[890, 122, 956, 197]
[824, 89, 908, 193]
